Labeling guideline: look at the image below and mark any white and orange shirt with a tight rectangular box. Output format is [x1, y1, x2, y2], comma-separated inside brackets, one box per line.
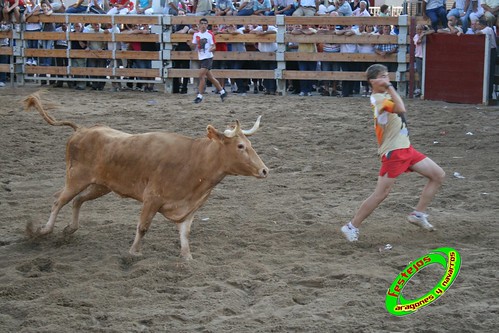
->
[370, 92, 410, 157]
[192, 30, 216, 60]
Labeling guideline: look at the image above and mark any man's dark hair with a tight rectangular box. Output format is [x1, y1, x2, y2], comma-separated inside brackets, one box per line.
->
[366, 64, 388, 87]
[199, 18, 208, 24]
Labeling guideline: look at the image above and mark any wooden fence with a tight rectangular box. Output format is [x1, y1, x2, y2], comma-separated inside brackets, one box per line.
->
[0, 14, 423, 95]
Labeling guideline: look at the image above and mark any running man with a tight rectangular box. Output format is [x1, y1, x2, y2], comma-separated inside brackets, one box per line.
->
[341, 64, 446, 242]
[189, 18, 227, 104]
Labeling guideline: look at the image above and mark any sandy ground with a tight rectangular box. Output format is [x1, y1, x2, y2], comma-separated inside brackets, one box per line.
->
[1, 85, 498, 332]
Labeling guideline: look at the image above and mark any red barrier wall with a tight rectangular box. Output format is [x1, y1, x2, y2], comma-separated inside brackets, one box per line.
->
[424, 34, 486, 104]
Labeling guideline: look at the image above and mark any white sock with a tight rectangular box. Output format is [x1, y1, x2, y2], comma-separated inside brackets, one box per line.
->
[219, 89, 226, 95]
[197, 94, 203, 99]
[347, 222, 358, 230]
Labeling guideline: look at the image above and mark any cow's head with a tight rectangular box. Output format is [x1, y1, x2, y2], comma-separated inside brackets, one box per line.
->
[207, 116, 269, 179]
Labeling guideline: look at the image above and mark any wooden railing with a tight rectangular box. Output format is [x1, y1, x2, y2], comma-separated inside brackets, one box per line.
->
[0, 14, 423, 95]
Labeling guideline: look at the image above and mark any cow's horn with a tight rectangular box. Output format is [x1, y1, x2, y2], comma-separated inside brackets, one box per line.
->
[223, 120, 241, 138]
[241, 116, 261, 136]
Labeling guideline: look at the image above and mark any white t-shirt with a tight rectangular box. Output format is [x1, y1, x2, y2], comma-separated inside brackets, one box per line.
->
[253, 25, 278, 52]
[192, 30, 216, 60]
[481, 26, 497, 49]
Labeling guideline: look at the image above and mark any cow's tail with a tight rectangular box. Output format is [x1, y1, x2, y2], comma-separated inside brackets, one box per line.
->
[23, 92, 79, 131]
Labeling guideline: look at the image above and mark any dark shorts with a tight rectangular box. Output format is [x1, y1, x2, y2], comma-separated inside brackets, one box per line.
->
[379, 145, 426, 178]
[200, 58, 213, 70]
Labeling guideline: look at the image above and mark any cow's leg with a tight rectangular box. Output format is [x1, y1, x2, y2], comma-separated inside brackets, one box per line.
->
[37, 183, 89, 236]
[176, 213, 194, 260]
[129, 200, 161, 256]
[63, 184, 111, 235]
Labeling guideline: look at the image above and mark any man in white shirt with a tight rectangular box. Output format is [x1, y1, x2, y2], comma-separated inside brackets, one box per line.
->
[189, 18, 227, 104]
[250, 24, 278, 93]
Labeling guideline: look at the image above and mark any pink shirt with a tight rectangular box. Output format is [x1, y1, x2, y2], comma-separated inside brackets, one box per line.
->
[413, 34, 423, 58]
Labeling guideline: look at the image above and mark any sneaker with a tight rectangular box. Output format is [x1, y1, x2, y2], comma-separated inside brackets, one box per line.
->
[220, 91, 227, 102]
[341, 224, 359, 242]
[299, 92, 305, 96]
[26, 59, 32, 66]
[306, 92, 313, 97]
[194, 96, 203, 104]
[0, 82, 5, 87]
[407, 212, 435, 231]
[31, 60, 37, 66]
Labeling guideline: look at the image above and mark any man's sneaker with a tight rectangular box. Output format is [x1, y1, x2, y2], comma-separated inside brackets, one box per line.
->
[220, 91, 227, 102]
[299, 92, 305, 96]
[26, 59, 32, 66]
[0, 82, 5, 88]
[341, 224, 359, 242]
[31, 60, 37, 66]
[407, 212, 435, 231]
[193, 97, 203, 104]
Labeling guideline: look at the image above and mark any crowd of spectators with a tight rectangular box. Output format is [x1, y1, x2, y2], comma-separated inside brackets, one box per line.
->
[0, 0, 498, 99]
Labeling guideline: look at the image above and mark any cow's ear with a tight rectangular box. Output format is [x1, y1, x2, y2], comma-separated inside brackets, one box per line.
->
[207, 125, 224, 142]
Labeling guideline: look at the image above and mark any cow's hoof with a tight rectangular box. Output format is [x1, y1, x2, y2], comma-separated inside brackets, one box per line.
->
[25, 221, 42, 238]
[129, 249, 142, 256]
[63, 225, 78, 236]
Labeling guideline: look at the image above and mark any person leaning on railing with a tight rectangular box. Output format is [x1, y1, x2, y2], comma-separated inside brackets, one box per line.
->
[84, 22, 107, 90]
[70, 22, 88, 90]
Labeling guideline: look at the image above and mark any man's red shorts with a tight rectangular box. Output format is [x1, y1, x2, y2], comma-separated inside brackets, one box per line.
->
[379, 146, 426, 178]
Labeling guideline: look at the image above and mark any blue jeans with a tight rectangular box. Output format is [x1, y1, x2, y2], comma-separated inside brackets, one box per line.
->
[267, 7, 296, 16]
[39, 40, 54, 66]
[66, 6, 88, 13]
[237, 8, 254, 16]
[260, 61, 276, 92]
[298, 61, 316, 93]
[0, 52, 8, 83]
[426, 6, 447, 32]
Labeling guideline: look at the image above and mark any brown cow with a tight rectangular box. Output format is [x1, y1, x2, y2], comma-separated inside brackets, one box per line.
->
[24, 93, 269, 260]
